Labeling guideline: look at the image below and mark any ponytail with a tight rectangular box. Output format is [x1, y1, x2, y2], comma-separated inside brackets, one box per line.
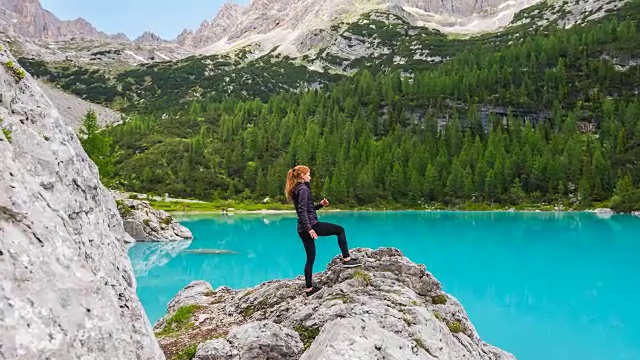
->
[285, 165, 309, 202]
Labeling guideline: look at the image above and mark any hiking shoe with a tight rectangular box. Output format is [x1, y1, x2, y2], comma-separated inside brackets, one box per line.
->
[343, 258, 362, 268]
[306, 285, 323, 297]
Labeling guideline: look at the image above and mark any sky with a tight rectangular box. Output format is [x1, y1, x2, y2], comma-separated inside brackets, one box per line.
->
[40, 0, 248, 40]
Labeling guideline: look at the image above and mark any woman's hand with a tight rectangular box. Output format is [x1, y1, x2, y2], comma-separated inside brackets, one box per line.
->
[320, 198, 329, 207]
[309, 229, 318, 239]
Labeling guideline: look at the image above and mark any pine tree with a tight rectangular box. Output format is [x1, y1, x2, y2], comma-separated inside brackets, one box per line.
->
[79, 109, 115, 178]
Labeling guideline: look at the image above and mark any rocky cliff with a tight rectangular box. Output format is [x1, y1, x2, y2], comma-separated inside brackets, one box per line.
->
[0, 0, 115, 40]
[0, 47, 163, 359]
[185, 0, 539, 56]
[154, 247, 515, 360]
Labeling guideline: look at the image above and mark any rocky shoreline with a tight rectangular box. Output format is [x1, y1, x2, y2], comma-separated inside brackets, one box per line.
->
[153, 247, 516, 360]
[115, 196, 193, 242]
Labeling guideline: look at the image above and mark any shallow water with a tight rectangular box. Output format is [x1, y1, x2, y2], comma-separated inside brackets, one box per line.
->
[128, 211, 640, 360]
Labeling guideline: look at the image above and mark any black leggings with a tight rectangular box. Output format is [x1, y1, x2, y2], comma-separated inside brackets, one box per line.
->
[298, 222, 350, 288]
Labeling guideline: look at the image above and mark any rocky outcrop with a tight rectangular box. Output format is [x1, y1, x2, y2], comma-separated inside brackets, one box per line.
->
[116, 198, 193, 242]
[591, 208, 615, 219]
[176, 3, 245, 49]
[0, 47, 163, 358]
[154, 248, 515, 360]
[0, 0, 113, 40]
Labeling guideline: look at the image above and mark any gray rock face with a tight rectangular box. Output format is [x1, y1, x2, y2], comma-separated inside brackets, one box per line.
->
[192, 0, 534, 57]
[177, 3, 245, 49]
[117, 198, 193, 242]
[0, 0, 111, 40]
[300, 318, 429, 359]
[155, 247, 515, 360]
[196, 339, 237, 359]
[0, 47, 164, 359]
[195, 321, 303, 360]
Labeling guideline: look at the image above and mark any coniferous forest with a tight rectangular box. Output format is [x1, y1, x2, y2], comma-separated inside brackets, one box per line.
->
[78, 1, 640, 211]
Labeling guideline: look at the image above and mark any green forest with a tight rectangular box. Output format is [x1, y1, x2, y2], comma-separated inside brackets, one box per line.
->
[78, 1, 640, 212]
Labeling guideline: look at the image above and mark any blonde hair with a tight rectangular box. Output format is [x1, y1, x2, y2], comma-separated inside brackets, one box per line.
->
[285, 165, 310, 202]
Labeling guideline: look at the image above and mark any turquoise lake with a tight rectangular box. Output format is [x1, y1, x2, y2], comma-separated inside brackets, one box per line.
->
[127, 211, 640, 360]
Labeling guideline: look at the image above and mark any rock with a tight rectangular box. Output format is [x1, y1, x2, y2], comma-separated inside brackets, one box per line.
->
[195, 339, 237, 360]
[592, 208, 614, 219]
[593, 208, 614, 214]
[154, 281, 214, 334]
[117, 198, 193, 242]
[301, 318, 431, 360]
[0, 47, 163, 358]
[633, 211, 640, 217]
[195, 321, 303, 360]
[226, 321, 303, 358]
[155, 248, 515, 360]
[166, 281, 214, 315]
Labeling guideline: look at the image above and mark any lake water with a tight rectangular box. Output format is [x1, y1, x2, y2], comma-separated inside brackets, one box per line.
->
[127, 211, 640, 360]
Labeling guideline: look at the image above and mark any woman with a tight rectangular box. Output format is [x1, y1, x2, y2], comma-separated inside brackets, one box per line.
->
[285, 165, 362, 297]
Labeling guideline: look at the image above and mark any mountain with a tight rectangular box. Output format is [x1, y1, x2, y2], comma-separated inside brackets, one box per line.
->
[61, 0, 639, 212]
[180, 0, 540, 57]
[0, 0, 188, 66]
[135, 31, 163, 44]
[16, 0, 634, 112]
[176, 2, 245, 49]
[0, 0, 113, 40]
[6, 0, 627, 70]
[11, 0, 640, 212]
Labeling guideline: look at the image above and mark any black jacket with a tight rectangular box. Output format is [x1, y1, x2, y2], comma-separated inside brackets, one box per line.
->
[292, 182, 323, 233]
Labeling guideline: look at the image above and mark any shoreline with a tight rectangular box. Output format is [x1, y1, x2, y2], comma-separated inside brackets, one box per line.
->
[113, 192, 633, 217]
[170, 208, 629, 216]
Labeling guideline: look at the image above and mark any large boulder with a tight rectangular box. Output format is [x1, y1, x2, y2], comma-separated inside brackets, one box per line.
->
[115, 197, 193, 242]
[0, 47, 163, 359]
[195, 321, 303, 360]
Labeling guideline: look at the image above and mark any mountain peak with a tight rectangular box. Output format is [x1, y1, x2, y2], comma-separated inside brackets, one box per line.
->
[134, 31, 163, 44]
[219, 2, 244, 14]
[177, 1, 246, 49]
[0, 0, 119, 40]
[110, 32, 131, 42]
